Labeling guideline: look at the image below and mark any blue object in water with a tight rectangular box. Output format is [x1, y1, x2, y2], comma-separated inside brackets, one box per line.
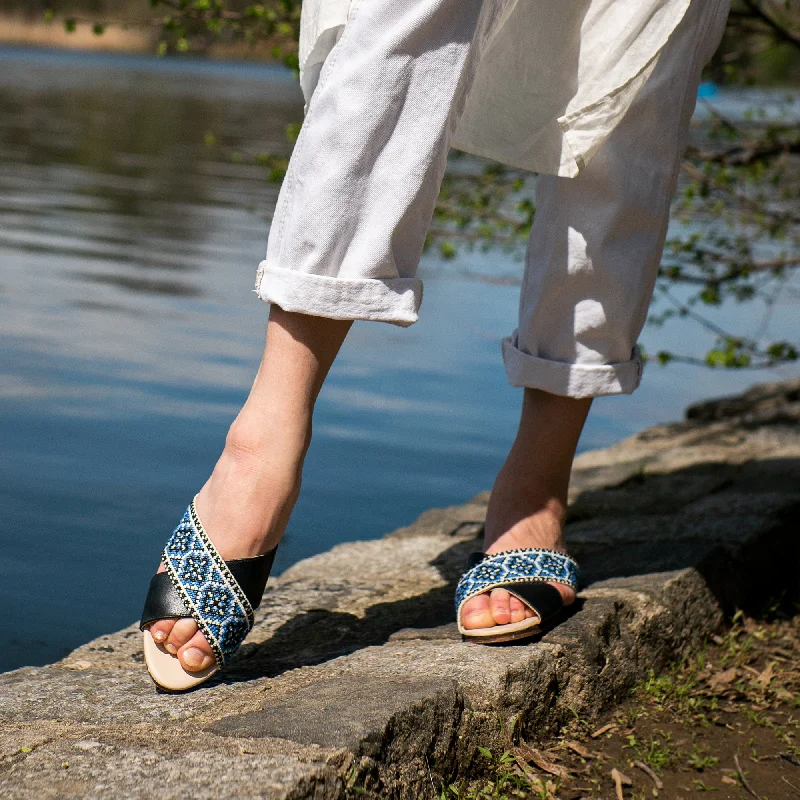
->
[697, 81, 718, 99]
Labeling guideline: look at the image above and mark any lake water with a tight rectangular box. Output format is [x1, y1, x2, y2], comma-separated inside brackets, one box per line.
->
[1, 46, 797, 672]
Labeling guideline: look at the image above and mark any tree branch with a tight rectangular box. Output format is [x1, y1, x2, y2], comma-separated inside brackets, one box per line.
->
[687, 141, 800, 165]
[661, 257, 800, 286]
[680, 161, 800, 225]
[740, 0, 800, 50]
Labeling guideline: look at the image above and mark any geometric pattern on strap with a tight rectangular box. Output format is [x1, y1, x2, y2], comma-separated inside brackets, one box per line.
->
[455, 548, 579, 615]
[162, 500, 254, 667]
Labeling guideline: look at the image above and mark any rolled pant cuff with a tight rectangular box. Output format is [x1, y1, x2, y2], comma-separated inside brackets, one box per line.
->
[254, 262, 423, 327]
[502, 336, 644, 398]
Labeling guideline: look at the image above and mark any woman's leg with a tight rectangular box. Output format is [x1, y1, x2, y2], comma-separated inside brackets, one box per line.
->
[461, 390, 590, 628]
[148, 307, 351, 671]
[146, 0, 512, 672]
[146, 0, 513, 672]
[461, 0, 731, 629]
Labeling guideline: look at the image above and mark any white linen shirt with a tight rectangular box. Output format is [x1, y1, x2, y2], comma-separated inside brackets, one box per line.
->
[298, 0, 692, 177]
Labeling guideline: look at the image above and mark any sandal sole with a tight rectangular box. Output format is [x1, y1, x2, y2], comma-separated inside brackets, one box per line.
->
[142, 629, 218, 691]
[459, 616, 542, 643]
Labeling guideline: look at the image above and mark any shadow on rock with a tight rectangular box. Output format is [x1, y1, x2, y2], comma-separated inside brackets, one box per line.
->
[212, 455, 799, 686]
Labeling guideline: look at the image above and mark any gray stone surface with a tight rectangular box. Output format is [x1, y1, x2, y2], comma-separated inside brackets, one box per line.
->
[1, 380, 799, 799]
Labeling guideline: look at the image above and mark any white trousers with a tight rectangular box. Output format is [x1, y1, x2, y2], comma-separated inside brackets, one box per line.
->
[256, 0, 730, 398]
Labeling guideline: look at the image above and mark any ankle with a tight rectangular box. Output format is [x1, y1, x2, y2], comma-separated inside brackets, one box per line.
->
[499, 448, 571, 504]
[484, 466, 569, 550]
[225, 408, 311, 466]
[194, 442, 302, 558]
[484, 505, 566, 551]
[489, 460, 567, 519]
[213, 437, 304, 501]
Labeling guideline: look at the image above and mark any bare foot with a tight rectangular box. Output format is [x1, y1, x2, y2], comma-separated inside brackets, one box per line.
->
[460, 388, 587, 631]
[145, 307, 352, 673]
[459, 482, 576, 631]
[145, 414, 308, 671]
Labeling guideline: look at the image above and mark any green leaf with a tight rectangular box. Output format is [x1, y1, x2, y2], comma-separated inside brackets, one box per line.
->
[285, 122, 302, 143]
[64, 19, 77, 33]
[246, 5, 266, 19]
[767, 342, 798, 361]
[705, 350, 726, 368]
[656, 351, 672, 366]
[93, 24, 105, 36]
[439, 242, 457, 260]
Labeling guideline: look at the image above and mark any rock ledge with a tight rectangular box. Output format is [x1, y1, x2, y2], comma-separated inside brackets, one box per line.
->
[1, 380, 799, 799]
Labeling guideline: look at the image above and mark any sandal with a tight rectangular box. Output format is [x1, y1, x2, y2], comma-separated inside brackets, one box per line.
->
[139, 498, 276, 691]
[455, 548, 578, 643]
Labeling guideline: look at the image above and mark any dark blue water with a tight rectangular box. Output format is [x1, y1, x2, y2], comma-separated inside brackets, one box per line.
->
[1, 46, 797, 671]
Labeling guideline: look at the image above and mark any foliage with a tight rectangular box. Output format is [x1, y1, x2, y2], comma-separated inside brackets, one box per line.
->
[436, 610, 800, 799]
[143, 0, 302, 66]
[440, 748, 558, 800]
[652, 98, 800, 369]
[45, 0, 800, 369]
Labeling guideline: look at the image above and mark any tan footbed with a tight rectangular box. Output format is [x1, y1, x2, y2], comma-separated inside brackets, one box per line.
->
[458, 614, 542, 641]
[462, 622, 543, 644]
[457, 589, 544, 643]
[142, 629, 218, 691]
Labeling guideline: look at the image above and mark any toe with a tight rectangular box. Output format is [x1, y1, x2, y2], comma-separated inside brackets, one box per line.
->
[460, 593, 495, 630]
[509, 594, 527, 623]
[489, 588, 512, 626]
[178, 630, 216, 672]
[147, 619, 176, 644]
[165, 618, 198, 655]
[554, 582, 576, 606]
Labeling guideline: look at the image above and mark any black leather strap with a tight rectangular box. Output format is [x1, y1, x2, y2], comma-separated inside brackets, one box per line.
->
[139, 549, 276, 631]
[140, 572, 188, 628]
[505, 581, 564, 624]
[466, 551, 487, 570]
[227, 550, 277, 609]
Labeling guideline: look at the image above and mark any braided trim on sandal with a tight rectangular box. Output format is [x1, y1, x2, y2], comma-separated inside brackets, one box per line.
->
[454, 548, 579, 616]
[162, 499, 254, 667]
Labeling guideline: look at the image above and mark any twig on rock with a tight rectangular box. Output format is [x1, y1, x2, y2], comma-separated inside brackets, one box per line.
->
[610, 768, 631, 800]
[591, 723, 616, 739]
[782, 752, 800, 768]
[734, 753, 760, 799]
[564, 740, 594, 759]
[633, 760, 663, 789]
[782, 775, 800, 795]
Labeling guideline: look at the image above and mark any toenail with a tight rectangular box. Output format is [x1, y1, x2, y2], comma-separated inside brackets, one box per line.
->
[151, 629, 166, 642]
[183, 648, 211, 669]
[164, 643, 178, 655]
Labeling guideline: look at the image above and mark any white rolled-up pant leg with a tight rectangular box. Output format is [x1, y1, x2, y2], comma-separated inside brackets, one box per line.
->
[256, 0, 507, 327]
[503, 0, 731, 398]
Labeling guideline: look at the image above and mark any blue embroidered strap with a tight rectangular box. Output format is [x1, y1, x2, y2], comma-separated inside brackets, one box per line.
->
[162, 500, 254, 667]
[454, 548, 579, 614]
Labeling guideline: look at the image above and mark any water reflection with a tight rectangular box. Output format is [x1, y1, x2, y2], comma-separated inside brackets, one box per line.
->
[0, 46, 797, 672]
